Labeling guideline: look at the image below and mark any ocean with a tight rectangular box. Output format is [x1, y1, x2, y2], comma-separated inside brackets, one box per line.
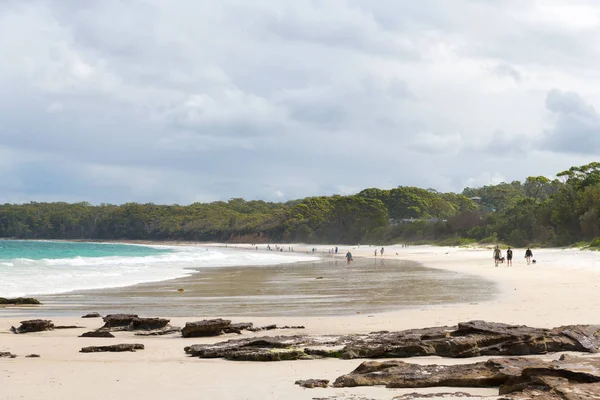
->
[0, 240, 318, 298]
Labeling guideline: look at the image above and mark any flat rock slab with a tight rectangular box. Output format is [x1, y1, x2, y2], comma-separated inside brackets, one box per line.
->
[182, 319, 232, 338]
[184, 321, 600, 362]
[25, 354, 40, 358]
[295, 379, 329, 388]
[100, 315, 171, 332]
[80, 331, 115, 338]
[80, 344, 144, 353]
[101, 314, 139, 328]
[0, 352, 17, 358]
[10, 319, 54, 334]
[334, 354, 600, 400]
[135, 327, 181, 336]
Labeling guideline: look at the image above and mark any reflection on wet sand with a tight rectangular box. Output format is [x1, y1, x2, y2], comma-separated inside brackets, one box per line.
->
[27, 258, 496, 317]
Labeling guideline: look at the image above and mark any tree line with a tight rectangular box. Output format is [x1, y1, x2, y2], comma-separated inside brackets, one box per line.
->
[2, 163, 600, 246]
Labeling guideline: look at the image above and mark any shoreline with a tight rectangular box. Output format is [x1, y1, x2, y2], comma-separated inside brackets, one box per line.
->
[3, 242, 600, 399]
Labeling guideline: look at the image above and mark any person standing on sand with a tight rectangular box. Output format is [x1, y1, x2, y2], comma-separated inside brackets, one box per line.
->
[374, 249, 377, 257]
[506, 247, 513, 266]
[380, 247, 384, 257]
[346, 251, 353, 265]
[493, 246, 502, 267]
[525, 247, 533, 265]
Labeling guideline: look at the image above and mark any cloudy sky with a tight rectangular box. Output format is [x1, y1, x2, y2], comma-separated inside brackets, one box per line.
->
[1, 0, 600, 204]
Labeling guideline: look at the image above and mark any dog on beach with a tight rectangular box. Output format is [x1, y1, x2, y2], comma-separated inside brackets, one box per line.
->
[498, 256, 505, 264]
[532, 259, 537, 264]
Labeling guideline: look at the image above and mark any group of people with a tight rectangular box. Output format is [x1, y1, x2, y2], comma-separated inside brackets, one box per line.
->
[493, 246, 534, 267]
[374, 247, 385, 257]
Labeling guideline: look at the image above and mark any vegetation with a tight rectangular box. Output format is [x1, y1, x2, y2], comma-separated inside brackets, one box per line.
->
[3, 163, 600, 247]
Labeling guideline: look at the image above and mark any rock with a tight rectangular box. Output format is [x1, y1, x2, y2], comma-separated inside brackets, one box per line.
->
[81, 312, 101, 318]
[80, 344, 145, 353]
[248, 324, 277, 332]
[394, 393, 478, 399]
[129, 317, 170, 331]
[222, 322, 254, 334]
[80, 331, 115, 338]
[181, 319, 232, 338]
[294, 379, 329, 388]
[25, 354, 40, 358]
[0, 297, 41, 305]
[54, 325, 85, 329]
[333, 358, 542, 388]
[333, 354, 600, 400]
[101, 314, 138, 328]
[135, 327, 181, 336]
[0, 352, 17, 358]
[10, 319, 54, 334]
[182, 321, 600, 362]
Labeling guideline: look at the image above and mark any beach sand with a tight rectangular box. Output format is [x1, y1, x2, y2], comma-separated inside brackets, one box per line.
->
[2, 244, 600, 399]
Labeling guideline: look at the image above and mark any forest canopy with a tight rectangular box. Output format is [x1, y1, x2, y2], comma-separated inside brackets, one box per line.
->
[2, 163, 600, 246]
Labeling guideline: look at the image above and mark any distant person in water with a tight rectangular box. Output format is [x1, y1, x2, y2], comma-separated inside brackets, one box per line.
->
[335, 247, 338, 254]
[506, 247, 513, 266]
[380, 247, 384, 257]
[346, 251, 353, 264]
[525, 247, 533, 265]
[374, 249, 377, 257]
[493, 246, 501, 267]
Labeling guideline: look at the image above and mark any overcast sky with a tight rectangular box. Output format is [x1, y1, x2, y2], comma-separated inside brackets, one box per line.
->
[1, 0, 600, 204]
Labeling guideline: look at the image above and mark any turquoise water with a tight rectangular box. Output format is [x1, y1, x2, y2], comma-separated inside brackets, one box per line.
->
[0, 240, 320, 298]
[0, 240, 171, 261]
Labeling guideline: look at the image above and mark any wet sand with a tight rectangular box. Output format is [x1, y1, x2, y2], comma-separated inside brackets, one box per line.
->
[12, 257, 496, 318]
[5, 245, 600, 400]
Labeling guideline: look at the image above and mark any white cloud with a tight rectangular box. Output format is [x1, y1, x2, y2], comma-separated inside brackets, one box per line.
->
[0, 1, 598, 204]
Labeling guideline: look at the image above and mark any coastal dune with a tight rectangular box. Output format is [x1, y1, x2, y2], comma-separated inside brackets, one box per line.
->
[2, 244, 600, 400]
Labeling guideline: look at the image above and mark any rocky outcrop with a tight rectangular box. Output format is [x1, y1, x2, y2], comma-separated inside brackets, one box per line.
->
[333, 358, 542, 388]
[101, 314, 139, 329]
[80, 331, 115, 338]
[294, 379, 329, 388]
[80, 344, 144, 353]
[332, 355, 600, 400]
[181, 319, 232, 338]
[0, 352, 17, 358]
[184, 321, 600, 361]
[81, 313, 101, 318]
[25, 354, 40, 358]
[0, 297, 40, 305]
[99, 315, 171, 333]
[10, 319, 54, 334]
[129, 317, 170, 331]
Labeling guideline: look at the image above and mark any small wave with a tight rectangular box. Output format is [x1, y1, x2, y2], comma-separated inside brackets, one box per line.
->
[0, 245, 319, 297]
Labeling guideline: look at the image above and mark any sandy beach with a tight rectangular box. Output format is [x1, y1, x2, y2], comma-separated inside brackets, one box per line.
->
[2, 244, 600, 400]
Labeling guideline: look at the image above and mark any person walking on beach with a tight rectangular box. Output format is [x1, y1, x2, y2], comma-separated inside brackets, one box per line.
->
[506, 247, 513, 266]
[493, 246, 502, 267]
[374, 249, 378, 257]
[380, 247, 384, 257]
[346, 251, 353, 265]
[525, 247, 533, 265]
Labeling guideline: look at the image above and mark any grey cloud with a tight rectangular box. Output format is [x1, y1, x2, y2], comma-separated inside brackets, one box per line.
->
[494, 63, 522, 83]
[542, 89, 600, 154]
[1, 1, 599, 204]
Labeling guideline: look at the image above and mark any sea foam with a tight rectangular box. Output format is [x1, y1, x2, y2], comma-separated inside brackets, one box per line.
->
[0, 245, 319, 297]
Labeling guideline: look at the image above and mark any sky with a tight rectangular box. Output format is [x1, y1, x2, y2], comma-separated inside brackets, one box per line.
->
[1, 0, 600, 204]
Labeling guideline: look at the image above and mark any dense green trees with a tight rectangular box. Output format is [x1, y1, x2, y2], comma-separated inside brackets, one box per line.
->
[3, 163, 600, 246]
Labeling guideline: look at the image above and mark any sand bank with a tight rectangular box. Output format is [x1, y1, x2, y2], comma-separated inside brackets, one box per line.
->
[2, 244, 600, 399]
